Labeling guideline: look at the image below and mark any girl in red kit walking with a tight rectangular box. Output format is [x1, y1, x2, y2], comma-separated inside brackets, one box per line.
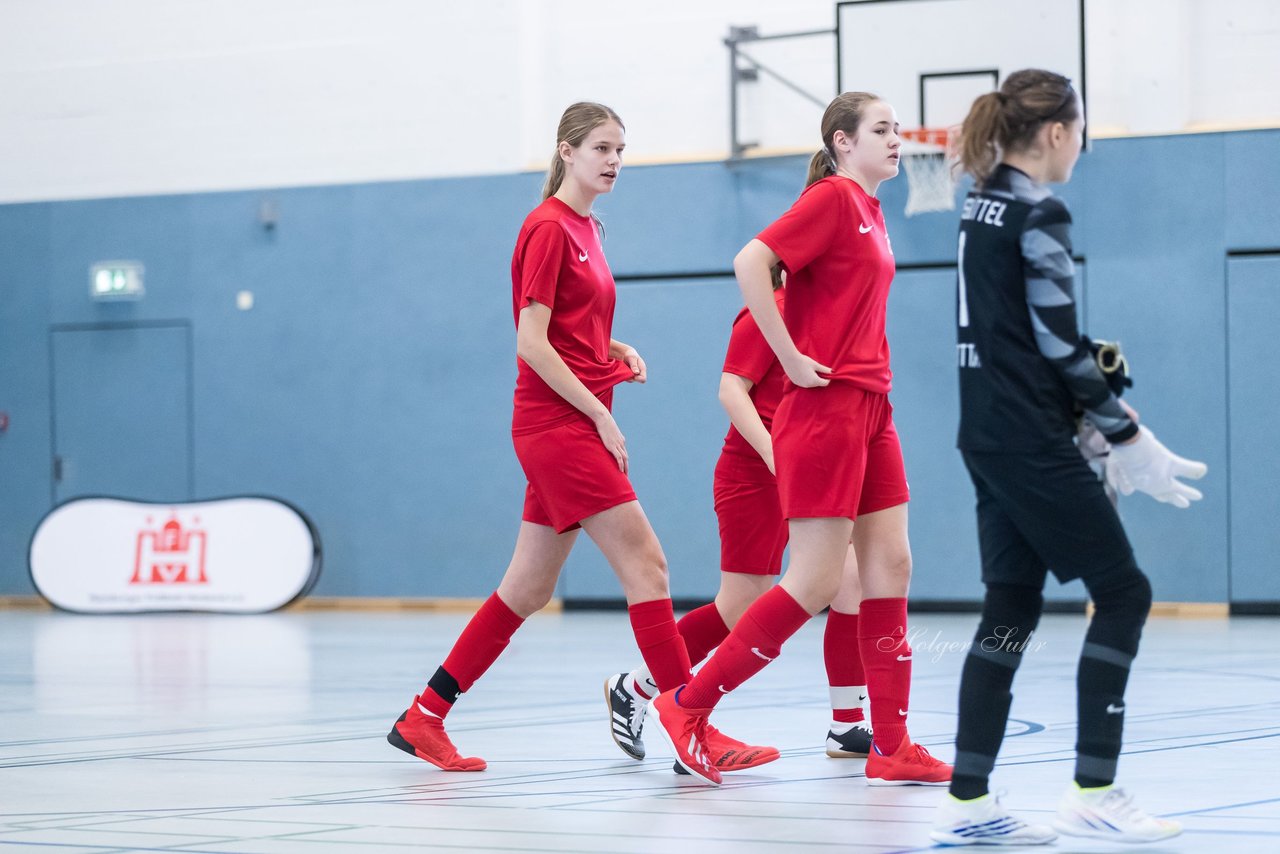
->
[605, 267, 875, 769]
[387, 102, 770, 777]
[648, 92, 952, 787]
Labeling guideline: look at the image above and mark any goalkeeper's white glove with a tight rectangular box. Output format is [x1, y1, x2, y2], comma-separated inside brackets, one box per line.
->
[1104, 425, 1207, 509]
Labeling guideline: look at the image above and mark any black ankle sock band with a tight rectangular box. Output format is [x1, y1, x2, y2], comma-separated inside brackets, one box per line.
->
[428, 667, 462, 704]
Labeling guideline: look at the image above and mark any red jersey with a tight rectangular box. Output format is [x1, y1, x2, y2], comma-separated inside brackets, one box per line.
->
[721, 289, 787, 467]
[510, 197, 633, 435]
[756, 176, 896, 393]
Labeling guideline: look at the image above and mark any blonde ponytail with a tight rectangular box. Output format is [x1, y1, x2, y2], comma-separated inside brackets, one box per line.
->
[542, 152, 567, 201]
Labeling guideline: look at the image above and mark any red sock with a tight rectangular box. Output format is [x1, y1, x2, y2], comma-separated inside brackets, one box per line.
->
[676, 602, 731, 667]
[825, 608, 866, 724]
[859, 597, 911, 753]
[628, 599, 692, 693]
[419, 592, 525, 718]
[680, 586, 811, 710]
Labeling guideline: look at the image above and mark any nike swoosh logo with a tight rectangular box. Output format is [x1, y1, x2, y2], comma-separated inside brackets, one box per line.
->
[718, 684, 730, 693]
[750, 647, 776, 662]
[859, 223, 874, 234]
[896, 654, 912, 661]
[898, 709, 908, 716]
[578, 251, 589, 262]
[858, 694, 867, 703]
[1106, 703, 1125, 714]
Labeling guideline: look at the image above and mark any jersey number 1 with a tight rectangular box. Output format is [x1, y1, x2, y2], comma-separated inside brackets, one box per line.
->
[957, 231, 970, 328]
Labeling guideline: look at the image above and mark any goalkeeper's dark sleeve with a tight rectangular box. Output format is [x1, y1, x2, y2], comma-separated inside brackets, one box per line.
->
[1020, 197, 1138, 444]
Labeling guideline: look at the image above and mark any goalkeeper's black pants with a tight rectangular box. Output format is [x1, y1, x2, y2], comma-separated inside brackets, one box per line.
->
[949, 447, 1151, 799]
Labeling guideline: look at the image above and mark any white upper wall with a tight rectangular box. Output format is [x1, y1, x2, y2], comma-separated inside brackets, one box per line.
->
[1087, 0, 1280, 136]
[1, 0, 1276, 203]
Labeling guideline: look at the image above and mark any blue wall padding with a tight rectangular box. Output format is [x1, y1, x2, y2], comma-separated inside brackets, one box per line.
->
[1, 130, 1276, 603]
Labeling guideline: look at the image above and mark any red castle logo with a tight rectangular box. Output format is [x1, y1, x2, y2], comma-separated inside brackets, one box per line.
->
[130, 515, 208, 585]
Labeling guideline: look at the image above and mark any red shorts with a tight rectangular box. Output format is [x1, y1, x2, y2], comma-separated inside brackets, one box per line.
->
[713, 453, 787, 575]
[513, 416, 636, 533]
[772, 383, 910, 520]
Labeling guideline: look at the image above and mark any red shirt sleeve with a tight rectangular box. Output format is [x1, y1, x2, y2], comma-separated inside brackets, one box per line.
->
[722, 309, 776, 384]
[756, 180, 842, 275]
[518, 221, 569, 309]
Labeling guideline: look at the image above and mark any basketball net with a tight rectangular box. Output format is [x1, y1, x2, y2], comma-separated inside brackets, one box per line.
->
[900, 128, 956, 217]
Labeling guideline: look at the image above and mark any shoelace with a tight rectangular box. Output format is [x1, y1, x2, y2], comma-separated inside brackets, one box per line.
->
[628, 695, 645, 733]
[986, 792, 1032, 830]
[1099, 788, 1144, 823]
[690, 714, 714, 770]
[908, 742, 943, 765]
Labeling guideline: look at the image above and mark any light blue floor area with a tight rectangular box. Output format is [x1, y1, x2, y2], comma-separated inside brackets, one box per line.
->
[1, 609, 1278, 852]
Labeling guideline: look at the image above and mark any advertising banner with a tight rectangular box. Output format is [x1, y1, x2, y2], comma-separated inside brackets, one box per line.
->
[30, 496, 321, 613]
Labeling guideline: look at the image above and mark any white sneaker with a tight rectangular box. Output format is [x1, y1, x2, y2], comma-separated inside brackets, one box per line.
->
[930, 792, 1057, 846]
[1053, 783, 1182, 843]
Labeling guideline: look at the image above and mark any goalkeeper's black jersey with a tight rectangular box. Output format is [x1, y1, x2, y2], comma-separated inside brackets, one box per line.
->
[956, 164, 1137, 453]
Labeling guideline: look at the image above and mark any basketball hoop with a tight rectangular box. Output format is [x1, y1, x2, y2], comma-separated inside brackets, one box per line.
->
[900, 128, 957, 217]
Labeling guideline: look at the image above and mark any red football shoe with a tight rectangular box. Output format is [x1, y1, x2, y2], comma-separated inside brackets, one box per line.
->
[673, 723, 780, 775]
[865, 735, 952, 786]
[704, 724, 779, 771]
[646, 688, 721, 785]
[387, 696, 486, 771]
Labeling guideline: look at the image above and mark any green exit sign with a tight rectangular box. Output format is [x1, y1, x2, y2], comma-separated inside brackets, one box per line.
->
[90, 261, 144, 300]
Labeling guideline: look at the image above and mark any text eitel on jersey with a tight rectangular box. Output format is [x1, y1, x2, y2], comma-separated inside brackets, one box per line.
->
[960, 196, 1008, 226]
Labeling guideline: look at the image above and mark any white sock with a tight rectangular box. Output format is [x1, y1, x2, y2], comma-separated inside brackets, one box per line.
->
[828, 684, 869, 732]
[628, 667, 658, 700]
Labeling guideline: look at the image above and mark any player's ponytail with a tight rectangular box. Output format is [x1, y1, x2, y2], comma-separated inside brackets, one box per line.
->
[956, 92, 1005, 186]
[806, 148, 836, 186]
[806, 91, 881, 187]
[769, 263, 785, 290]
[957, 69, 1078, 186]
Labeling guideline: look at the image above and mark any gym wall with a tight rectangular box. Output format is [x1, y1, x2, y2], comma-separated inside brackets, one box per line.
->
[2, 129, 1277, 605]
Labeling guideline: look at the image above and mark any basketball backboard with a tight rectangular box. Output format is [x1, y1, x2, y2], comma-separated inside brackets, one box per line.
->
[836, 0, 1085, 133]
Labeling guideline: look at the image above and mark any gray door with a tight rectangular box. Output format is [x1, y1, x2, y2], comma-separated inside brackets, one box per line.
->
[1227, 255, 1280, 605]
[50, 323, 192, 504]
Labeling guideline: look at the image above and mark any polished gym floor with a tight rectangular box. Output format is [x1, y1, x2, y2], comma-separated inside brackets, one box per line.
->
[2, 608, 1278, 852]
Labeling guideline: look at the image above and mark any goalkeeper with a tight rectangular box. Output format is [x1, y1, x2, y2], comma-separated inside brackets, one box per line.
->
[932, 69, 1206, 847]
